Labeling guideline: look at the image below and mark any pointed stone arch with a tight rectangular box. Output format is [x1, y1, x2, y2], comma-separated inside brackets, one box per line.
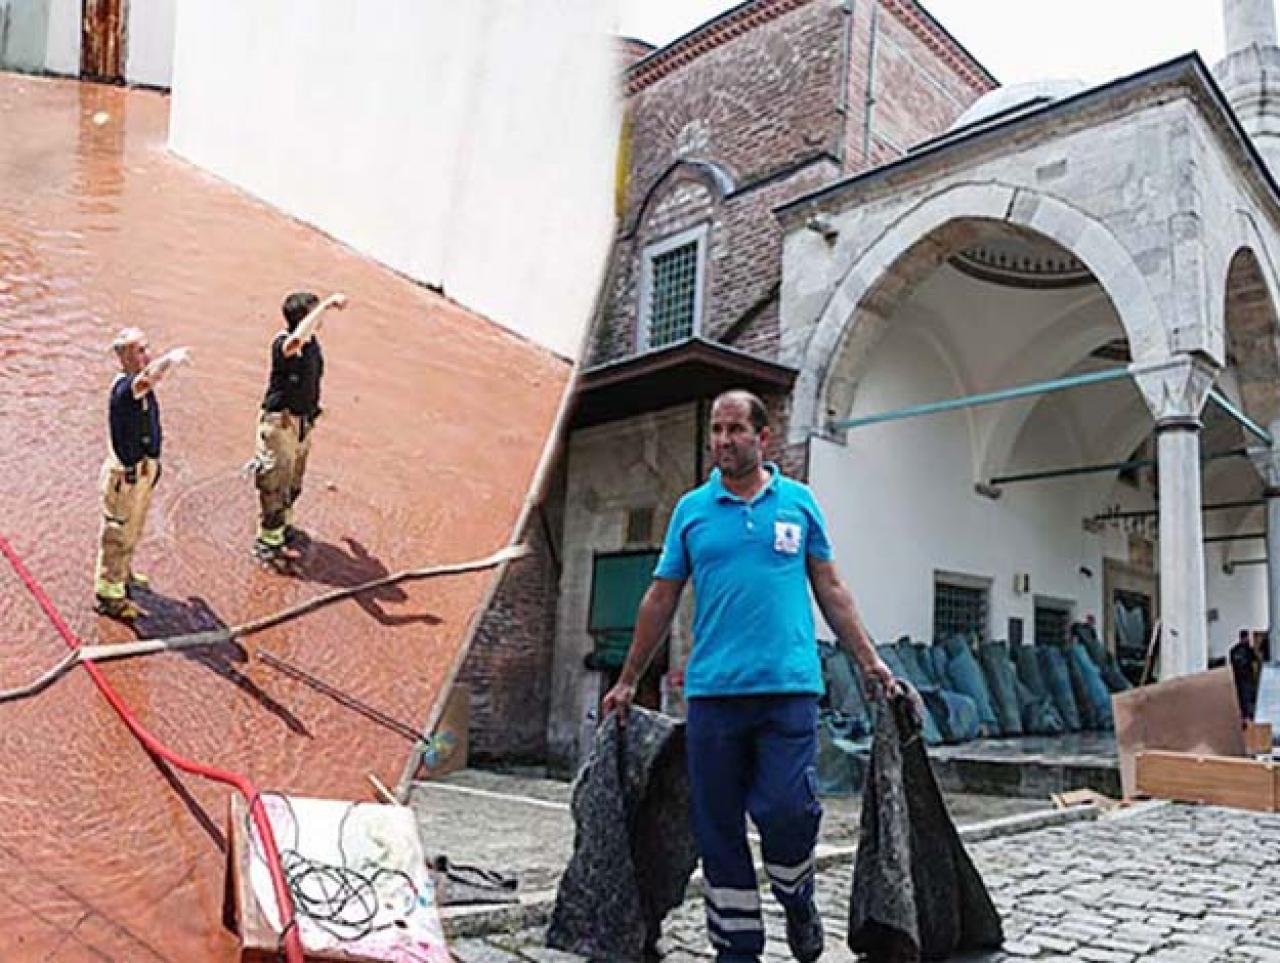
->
[787, 181, 1170, 444]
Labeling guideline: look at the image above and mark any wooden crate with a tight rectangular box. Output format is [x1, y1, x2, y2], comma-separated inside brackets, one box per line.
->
[1244, 721, 1274, 755]
[1135, 750, 1279, 813]
[225, 795, 439, 962]
[1113, 667, 1247, 799]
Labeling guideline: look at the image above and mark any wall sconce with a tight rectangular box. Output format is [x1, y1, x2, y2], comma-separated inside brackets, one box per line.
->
[806, 214, 839, 243]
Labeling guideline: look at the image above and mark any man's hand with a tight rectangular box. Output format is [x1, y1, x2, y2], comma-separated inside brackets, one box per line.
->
[600, 680, 637, 727]
[165, 346, 193, 366]
[858, 651, 901, 700]
[134, 346, 192, 397]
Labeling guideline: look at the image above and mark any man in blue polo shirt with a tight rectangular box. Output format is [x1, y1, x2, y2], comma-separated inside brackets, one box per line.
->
[602, 389, 896, 963]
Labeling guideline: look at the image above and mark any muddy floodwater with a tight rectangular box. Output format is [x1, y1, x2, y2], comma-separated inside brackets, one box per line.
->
[0, 74, 569, 960]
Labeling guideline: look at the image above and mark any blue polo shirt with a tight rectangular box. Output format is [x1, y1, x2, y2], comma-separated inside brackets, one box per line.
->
[654, 463, 832, 697]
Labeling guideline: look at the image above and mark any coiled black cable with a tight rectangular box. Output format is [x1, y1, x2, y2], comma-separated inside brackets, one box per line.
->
[248, 794, 422, 945]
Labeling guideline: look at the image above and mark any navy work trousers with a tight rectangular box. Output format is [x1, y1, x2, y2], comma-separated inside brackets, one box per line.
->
[686, 694, 821, 962]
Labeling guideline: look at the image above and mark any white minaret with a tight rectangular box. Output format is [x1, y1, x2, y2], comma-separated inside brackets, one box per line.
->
[1225, 0, 1278, 52]
[1216, 0, 1280, 176]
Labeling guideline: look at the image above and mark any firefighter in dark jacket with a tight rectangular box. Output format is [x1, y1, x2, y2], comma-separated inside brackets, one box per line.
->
[93, 327, 190, 620]
[602, 389, 898, 963]
[251, 290, 346, 562]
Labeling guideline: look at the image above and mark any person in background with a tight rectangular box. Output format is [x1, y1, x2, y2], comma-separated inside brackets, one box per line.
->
[1230, 628, 1263, 721]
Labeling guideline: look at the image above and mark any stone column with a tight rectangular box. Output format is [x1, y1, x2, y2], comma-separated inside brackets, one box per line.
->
[1249, 432, 1280, 661]
[1135, 355, 1219, 679]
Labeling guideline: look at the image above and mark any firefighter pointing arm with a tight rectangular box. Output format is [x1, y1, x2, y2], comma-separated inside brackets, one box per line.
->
[283, 292, 346, 356]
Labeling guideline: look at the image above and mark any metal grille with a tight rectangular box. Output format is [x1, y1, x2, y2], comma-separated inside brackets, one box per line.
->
[1035, 604, 1071, 647]
[625, 506, 654, 545]
[647, 241, 699, 347]
[933, 581, 988, 642]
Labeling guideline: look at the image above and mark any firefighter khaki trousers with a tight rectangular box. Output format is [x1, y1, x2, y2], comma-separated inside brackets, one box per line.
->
[94, 457, 157, 600]
[254, 410, 313, 546]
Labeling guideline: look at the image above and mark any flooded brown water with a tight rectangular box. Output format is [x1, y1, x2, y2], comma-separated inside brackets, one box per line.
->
[0, 74, 570, 960]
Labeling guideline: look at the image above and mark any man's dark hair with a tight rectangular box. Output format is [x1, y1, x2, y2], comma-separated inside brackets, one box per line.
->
[713, 389, 769, 433]
[282, 291, 321, 331]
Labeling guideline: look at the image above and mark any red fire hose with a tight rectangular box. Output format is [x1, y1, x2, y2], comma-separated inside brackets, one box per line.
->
[0, 535, 305, 963]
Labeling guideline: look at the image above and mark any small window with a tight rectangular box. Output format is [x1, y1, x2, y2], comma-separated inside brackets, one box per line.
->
[1034, 599, 1073, 646]
[933, 577, 989, 642]
[640, 225, 707, 350]
[587, 550, 660, 669]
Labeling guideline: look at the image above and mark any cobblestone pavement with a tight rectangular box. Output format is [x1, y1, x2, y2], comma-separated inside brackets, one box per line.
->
[414, 769, 1042, 894]
[446, 804, 1280, 962]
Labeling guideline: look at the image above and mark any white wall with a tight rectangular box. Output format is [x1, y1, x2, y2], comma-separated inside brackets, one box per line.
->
[0, 0, 52, 72]
[168, 0, 620, 359]
[43, 0, 78, 75]
[126, 0, 174, 87]
[1206, 540, 1268, 659]
[810, 328, 1111, 644]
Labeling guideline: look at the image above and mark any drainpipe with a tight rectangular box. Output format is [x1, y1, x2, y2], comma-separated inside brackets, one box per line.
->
[695, 397, 708, 484]
[836, 0, 855, 169]
[861, 0, 881, 166]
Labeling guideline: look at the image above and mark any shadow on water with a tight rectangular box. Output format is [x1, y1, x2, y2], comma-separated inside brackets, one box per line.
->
[144, 753, 228, 853]
[286, 534, 443, 629]
[129, 590, 311, 738]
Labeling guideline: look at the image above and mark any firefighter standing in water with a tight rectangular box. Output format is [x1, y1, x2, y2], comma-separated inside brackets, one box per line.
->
[251, 291, 346, 563]
[93, 328, 191, 620]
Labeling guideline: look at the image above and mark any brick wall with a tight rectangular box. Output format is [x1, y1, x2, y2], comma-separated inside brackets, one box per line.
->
[845, 0, 995, 167]
[624, 1, 846, 209]
[593, 0, 993, 391]
[457, 496, 562, 764]
[593, 0, 846, 369]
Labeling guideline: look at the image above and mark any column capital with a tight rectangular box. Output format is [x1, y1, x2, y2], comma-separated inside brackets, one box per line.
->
[1134, 354, 1219, 424]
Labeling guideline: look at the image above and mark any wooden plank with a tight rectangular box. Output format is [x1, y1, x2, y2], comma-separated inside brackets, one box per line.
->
[1135, 750, 1278, 813]
[1112, 667, 1246, 799]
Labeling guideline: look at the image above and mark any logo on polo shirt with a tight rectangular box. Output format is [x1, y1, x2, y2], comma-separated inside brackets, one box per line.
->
[774, 520, 801, 555]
